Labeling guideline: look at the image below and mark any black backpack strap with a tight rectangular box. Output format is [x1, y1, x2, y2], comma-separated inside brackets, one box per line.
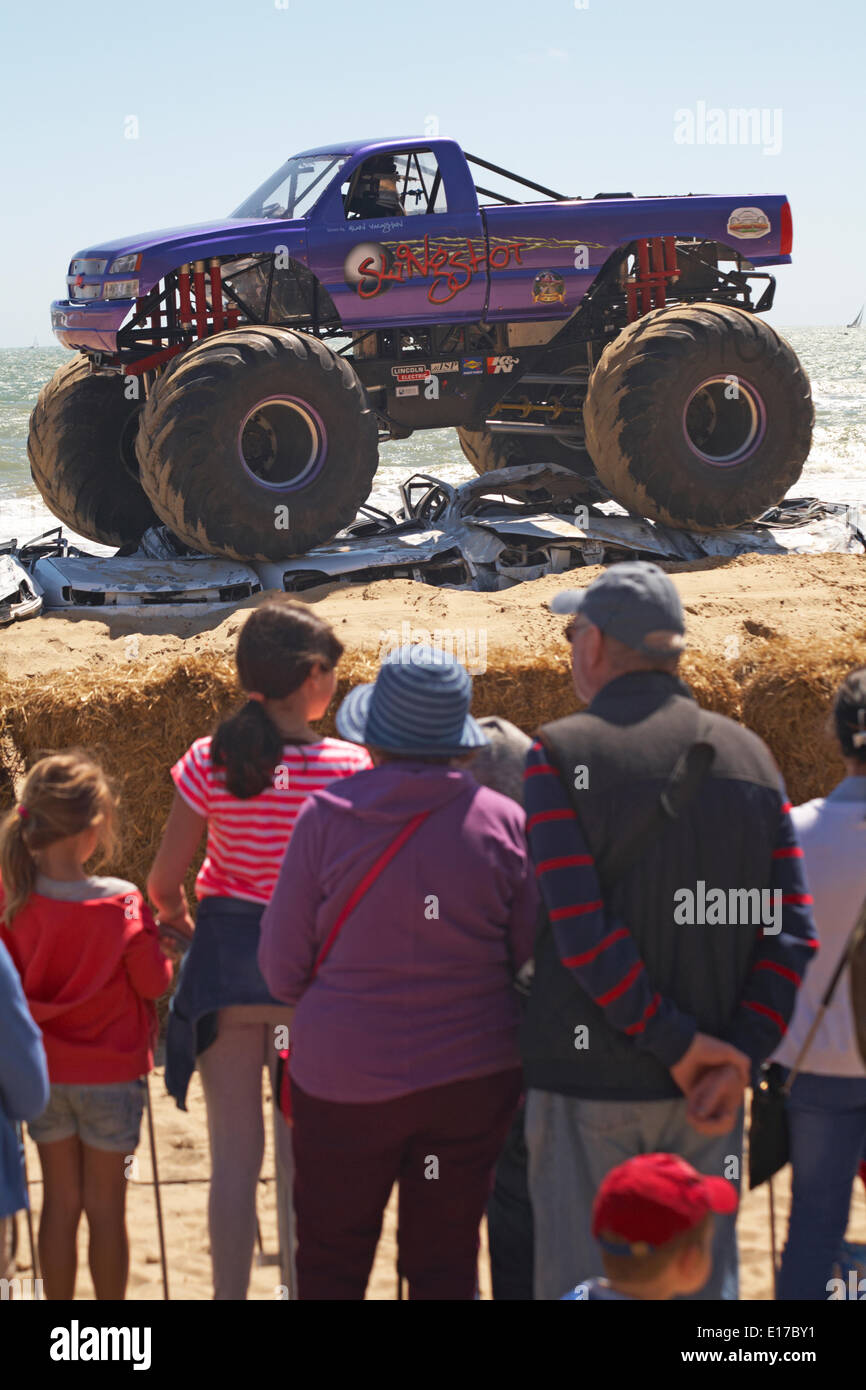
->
[539, 707, 716, 887]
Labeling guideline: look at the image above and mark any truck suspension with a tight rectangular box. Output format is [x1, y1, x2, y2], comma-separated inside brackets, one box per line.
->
[113, 261, 241, 375]
[625, 237, 679, 321]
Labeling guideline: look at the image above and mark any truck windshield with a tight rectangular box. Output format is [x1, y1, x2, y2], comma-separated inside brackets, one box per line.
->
[230, 155, 348, 220]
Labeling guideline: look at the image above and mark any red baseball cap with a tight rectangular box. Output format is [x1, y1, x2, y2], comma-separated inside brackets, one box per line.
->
[592, 1153, 738, 1256]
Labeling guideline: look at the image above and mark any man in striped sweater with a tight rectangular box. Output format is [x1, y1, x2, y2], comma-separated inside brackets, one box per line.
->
[521, 562, 818, 1300]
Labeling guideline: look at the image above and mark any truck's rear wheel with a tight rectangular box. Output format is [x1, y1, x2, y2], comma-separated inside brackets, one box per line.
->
[135, 327, 379, 561]
[583, 303, 813, 530]
[27, 356, 158, 547]
[456, 426, 598, 483]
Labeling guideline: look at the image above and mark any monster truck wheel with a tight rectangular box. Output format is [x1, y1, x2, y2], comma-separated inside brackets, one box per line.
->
[135, 328, 379, 561]
[27, 356, 158, 547]
[456, 426, 597, 481]
[583, 303, 813, 530]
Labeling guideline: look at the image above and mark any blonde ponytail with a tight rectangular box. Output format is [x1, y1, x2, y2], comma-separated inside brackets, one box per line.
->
[0, 752, 116, 924]
[0, 806, 39, 924]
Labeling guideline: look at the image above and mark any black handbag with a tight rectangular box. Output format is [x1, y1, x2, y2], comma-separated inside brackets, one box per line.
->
[749, 892, 866, 1189]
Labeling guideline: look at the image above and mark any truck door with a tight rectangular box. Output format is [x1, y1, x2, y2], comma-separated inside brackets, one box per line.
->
[307, 143, 487, 328]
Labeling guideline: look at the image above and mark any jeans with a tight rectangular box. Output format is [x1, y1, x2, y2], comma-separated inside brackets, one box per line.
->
[525, 1088, 743, 1301]
[776, 1071, 866, 1301]
[487, 1100, 534, 1301]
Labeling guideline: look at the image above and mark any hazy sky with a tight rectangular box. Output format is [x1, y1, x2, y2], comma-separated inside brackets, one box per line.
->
[1, 0, 863, 345]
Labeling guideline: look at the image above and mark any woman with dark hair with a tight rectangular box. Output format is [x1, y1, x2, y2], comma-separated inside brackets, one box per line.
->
[148, 598, 370, 1299]
[773, 667, 866, 1300]
[259, 647, 537, 1300]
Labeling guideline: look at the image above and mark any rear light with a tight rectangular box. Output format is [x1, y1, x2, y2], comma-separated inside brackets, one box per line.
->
[780, 200, 793, 255]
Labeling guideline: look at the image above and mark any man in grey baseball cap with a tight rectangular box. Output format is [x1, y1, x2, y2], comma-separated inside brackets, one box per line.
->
[521, 561, 817, 1299]
[549, 561, 687, 700]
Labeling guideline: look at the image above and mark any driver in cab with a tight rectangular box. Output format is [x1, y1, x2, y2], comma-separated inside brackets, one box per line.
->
[346, 155, 405, 219]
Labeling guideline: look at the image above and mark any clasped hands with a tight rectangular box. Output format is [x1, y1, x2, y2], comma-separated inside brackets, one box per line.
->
[670, 1033, 751, 1136]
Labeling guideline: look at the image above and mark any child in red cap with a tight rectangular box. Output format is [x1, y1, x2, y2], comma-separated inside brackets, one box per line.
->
[561, 1153, 738, 1301]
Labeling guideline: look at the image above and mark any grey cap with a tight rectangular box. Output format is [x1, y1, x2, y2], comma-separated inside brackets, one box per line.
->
[550, 561, 686, 656]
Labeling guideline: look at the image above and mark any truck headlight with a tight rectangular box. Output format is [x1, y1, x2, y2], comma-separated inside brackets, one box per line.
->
[104, 280, 140, 299]
[108, 253, 142, 274]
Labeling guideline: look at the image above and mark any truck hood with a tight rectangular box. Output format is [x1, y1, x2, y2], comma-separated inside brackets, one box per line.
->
[77, 216, 307, 259]
[72, 217, 308, 294]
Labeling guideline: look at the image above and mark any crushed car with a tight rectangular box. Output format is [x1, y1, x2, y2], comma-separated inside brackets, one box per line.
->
[8, 465, 862, 612]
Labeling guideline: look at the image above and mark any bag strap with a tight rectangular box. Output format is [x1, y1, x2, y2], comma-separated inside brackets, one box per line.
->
[781, 894, 866, 1093]
[312, 810, 432, 977]
[540, 705, 716, 887]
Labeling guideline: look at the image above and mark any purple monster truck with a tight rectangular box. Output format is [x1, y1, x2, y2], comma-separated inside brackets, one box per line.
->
[29, 138, 813, 560]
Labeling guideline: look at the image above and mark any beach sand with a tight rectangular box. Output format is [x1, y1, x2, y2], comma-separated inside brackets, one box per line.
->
[12, 1068, 866, 1301]
[2, 551, 865, 682]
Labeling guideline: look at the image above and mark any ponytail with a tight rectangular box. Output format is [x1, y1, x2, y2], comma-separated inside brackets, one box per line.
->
[211, 597, 343, 799]
[0, 808, 38, 925]
[212, 701, 284, 799]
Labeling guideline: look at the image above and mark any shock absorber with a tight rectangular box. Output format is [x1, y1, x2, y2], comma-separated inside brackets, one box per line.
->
[209, 258, 224, 333]
[192, 260, 208, 338]
[178, 265, 193, 334]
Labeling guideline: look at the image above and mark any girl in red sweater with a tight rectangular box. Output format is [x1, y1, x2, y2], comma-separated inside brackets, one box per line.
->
[0, 752, 172, 1300]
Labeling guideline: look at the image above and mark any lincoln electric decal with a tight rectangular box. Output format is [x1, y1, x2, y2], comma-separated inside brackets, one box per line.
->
[343, 236, 602, 304]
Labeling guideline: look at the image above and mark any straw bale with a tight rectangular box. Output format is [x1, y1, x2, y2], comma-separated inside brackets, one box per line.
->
[0, 636, 863, 903]
[738, 637, 858, 805]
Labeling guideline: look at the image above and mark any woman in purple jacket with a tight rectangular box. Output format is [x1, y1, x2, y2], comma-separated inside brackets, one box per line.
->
[258, 647, 537, 1300]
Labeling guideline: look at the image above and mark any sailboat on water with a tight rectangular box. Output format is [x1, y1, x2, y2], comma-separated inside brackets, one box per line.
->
[847, 305, 864, 329]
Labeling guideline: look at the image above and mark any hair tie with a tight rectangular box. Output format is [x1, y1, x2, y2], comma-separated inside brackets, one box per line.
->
[16, 805, 29, 821]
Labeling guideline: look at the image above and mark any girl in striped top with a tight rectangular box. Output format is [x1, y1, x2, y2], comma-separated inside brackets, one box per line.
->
[148, 597, 370, 1300]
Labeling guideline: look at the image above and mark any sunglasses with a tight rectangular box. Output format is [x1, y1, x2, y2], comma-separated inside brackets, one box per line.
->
[564, 617, 590, 643]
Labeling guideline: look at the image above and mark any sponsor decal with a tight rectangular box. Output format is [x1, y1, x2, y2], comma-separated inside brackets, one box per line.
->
[343, 235, 604, 304]
[395, 384, 420, 397]
[726, 206, 771, 239]
[344, 235, 525, 304]
[532, 269, 566, 304]
[430, 360, 459, 373]
[486, 355, 519, 374]
[391, 365, 429, 381]
[461, 357, 484, 375]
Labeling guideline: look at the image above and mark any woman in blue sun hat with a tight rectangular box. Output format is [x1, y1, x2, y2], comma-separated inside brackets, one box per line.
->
[259, 645, 537, 1300]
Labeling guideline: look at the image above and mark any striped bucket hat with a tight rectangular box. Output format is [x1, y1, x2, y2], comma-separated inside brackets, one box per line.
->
[336, 645, 489, 756]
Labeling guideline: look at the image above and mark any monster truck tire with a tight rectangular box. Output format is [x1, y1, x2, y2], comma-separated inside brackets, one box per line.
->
[456, 426, 598, 482]
[582, 303, 813, 530]
[135, 327, 379, 561]
[27, 355, 158, 547]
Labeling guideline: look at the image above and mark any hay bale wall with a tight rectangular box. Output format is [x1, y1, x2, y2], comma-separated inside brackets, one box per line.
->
[0, 640, 855, 897]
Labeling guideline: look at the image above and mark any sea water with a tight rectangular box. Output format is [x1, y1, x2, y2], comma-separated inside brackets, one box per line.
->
[1, 328, 863, 553]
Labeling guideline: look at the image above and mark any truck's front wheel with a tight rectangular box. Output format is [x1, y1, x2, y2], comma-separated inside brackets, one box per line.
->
[583, 303, 813, 530]
[135, 328, 379, 561]
[27, 356, 159, 547]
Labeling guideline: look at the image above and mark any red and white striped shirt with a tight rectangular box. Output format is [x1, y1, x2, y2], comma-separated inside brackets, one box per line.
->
[172, 736, 372, 904]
